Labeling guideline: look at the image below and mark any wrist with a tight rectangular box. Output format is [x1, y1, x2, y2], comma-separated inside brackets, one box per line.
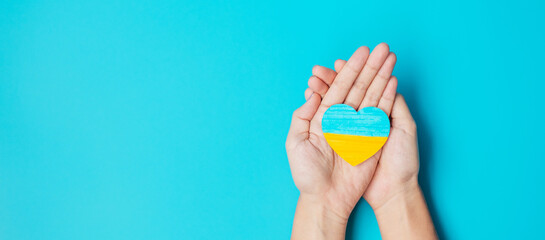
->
[291, 194, 349, 240]
[372, 179, 420, 214]
[368, 176, 420, 211]
[298, 193, 350, 226]
[372, 181, 437, 240]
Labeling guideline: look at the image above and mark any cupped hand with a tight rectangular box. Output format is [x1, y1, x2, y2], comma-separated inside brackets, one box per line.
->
[286, 43, 397, 220]
[308, 48, 419, 211]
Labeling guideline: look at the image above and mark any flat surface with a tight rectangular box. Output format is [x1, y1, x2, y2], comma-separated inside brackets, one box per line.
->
[2, 0, 545, 239]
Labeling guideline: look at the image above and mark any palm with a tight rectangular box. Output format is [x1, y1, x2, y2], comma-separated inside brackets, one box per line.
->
[364, 114, 418, 207]
[288, 110, 379, 215]
[287, 44, 397, 216]
[302, 49, 420, 209]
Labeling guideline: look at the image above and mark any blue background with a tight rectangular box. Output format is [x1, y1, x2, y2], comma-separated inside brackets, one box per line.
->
[1, 0, 544, 239]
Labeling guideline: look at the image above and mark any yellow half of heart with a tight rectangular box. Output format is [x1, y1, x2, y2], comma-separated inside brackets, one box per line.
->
[323, 133, 388, 166]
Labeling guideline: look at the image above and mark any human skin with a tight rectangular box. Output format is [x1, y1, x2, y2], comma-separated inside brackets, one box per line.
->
[287, 43, 399, 239]
[304, 56, 437, 239]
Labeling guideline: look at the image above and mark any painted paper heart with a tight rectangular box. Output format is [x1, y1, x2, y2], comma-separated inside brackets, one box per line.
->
[322, 104, 390, 166]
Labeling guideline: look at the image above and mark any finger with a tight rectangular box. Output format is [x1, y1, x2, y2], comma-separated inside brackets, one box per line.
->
[304, 88, 313, 100]
[360, 52, 397, 109]
[344, 43, 390, 109]
[376, 76, 398, 116]
[286, 93, 321, 149]
[308, 76, 330, 98]
[334, 59, 347, 73]
[321, 46, 370, 108]
[312, 65, 337, 86]
[391, 94, 416, 133]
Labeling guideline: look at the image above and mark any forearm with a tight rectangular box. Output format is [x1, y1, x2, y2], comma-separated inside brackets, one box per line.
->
[291, 194, 348, 240]
[373, 180, 437, 240]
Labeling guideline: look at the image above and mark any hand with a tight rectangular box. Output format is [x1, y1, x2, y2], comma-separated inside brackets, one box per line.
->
[309, 50, 437, 239]
[310, 56, 417, 210]
[287, 43, 397, 239]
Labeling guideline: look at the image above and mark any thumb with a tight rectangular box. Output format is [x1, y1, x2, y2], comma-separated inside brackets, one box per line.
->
[390, 94, 417, 135]
[286, 93, 321, 149]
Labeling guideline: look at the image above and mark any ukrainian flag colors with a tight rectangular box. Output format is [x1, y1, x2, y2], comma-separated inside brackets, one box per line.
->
[322, 105, 390, 166]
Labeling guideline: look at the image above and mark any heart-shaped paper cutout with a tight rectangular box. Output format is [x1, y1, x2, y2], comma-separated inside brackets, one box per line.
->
[322, 104, 390, 166]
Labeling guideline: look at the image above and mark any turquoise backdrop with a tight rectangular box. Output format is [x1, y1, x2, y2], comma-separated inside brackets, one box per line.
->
[2, 0, 545, 239]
